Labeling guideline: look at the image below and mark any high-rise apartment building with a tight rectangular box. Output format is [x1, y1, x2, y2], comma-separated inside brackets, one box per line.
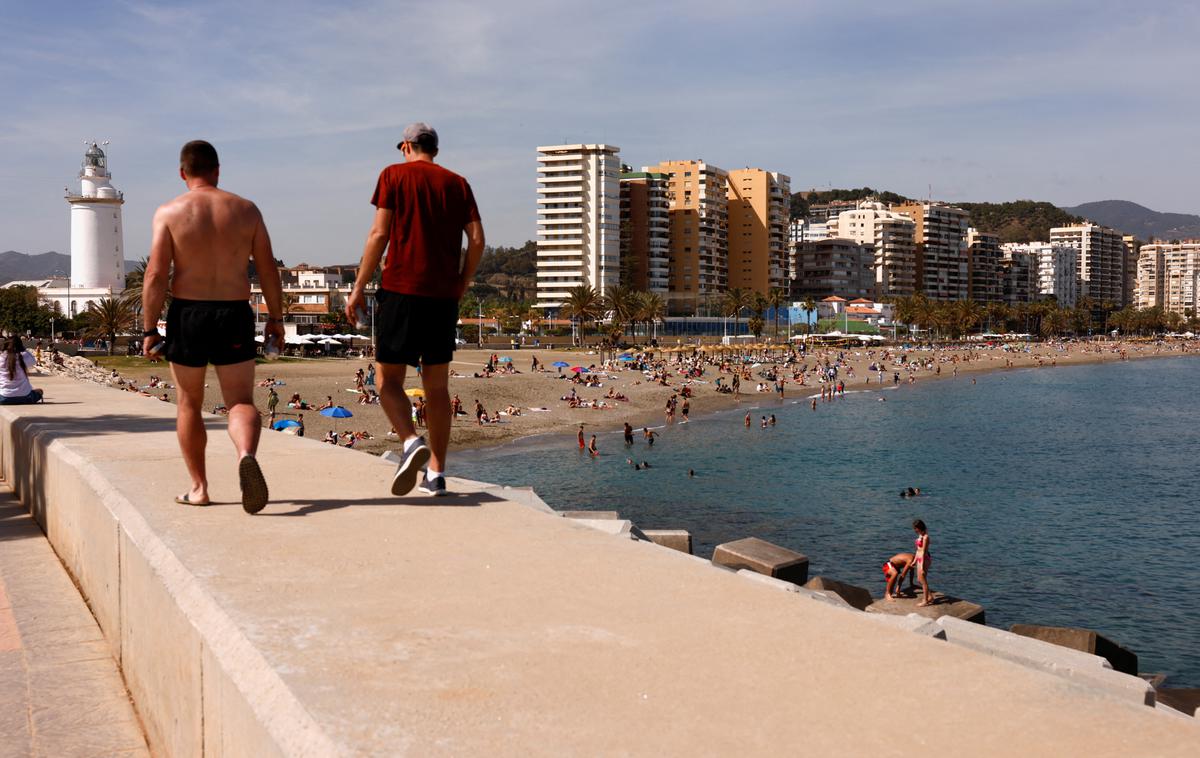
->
[619, 172, 670, 294]
[645, 160, 729, 315]
[1003, 242, 1077, 307]
[726, 168, 790, 294]
[535, 144, 621, 310]
[1123, 235, 1140, 308]
[966, 228, 1002, 303]
[829, 201, 917, 299]
[893, 202, 970, 301]
[1000, 247, 1037, 307]
[1049, 223, 1126, 306]
[790, 239, 874, 301]
[788, 218, 829, 280]
[1135, 242, 1200, 315]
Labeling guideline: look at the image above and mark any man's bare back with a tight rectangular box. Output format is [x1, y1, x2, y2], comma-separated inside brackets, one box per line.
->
[152, 186, 268, 301]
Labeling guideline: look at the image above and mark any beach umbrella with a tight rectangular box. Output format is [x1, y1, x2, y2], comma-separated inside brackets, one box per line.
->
[618, 355, 635, 362]
[319, 406, 354, 419]
[498, 356, 512, 363]
[254, 335, 265, 343]
[318, 338, 341, 345]
[272, 419, 300, 430]
[405, 388, 425, 398]
[571, 366, 586, 373]
[551, 361, 570, 368]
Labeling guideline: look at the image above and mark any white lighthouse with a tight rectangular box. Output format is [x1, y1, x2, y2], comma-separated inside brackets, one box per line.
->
[67, 142, 125, 291]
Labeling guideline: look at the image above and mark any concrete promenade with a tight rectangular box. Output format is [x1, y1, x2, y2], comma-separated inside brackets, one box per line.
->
[0, 484, 149, 756]
[1, 376, 1196, 756]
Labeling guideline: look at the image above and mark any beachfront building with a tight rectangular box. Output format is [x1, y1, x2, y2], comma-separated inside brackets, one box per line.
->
[893, 202, 970, 301]
[619, 171, 671, 294]
[535, 144, 622, 311]
[645, 159, 729, 316]
[1123, 235, 1141, 308]
[32, 142, 128, 318]
[999, 247, 1038, 306]
[828, 201, 917, 299]
[726, 168, 790, 295]
[789, 238, 874, 301]
[788, 218, 829, 280]
[1049, 223, 1126, 306]
[966, 228, 1002, 303]
[1135, 242, 1200, 315]
[1002, 242, 1078, 308]
[805, 199, 858, 221]
[247, 264, 377, 335]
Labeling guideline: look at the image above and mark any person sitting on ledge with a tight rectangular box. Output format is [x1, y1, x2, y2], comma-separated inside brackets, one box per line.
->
[0, 336, 44, 405]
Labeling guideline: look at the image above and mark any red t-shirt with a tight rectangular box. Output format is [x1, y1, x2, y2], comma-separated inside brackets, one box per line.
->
[371, 161, 481, 299]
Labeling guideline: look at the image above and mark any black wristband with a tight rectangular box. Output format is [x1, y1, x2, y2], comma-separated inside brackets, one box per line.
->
[143, 329, 160, 338]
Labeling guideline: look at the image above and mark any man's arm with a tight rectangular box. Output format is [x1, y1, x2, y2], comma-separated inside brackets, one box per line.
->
[250, 207, 285, 345]
[458, 219, 485, 299]
[346, 207, 392, 322]
[142, 207, 173, 351]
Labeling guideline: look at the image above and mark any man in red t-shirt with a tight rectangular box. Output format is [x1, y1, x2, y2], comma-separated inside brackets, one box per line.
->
[347, 123, 485, 497]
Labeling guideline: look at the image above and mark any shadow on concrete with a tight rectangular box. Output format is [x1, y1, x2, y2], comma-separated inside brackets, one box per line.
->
[265, 491, 501, 517]
[10, 413, 183, 438]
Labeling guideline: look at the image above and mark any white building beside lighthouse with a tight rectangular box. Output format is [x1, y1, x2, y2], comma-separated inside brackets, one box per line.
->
[20, 142, 129, 318]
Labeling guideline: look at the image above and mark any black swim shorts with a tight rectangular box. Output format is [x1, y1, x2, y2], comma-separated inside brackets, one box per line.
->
[373, 288, 458, 367]
[165, 299, 257, 367]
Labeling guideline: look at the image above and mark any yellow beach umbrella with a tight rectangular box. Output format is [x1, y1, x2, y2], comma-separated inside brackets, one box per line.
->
[405, 388, 425, 398]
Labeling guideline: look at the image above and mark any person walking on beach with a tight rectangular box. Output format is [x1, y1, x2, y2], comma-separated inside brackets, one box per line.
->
[347, 123, 484, 497]
[142, 140, 284, 512]
[913, 519, 933, 606]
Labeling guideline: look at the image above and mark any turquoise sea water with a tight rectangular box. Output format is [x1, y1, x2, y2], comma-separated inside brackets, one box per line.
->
[468, 356, 1200, 686]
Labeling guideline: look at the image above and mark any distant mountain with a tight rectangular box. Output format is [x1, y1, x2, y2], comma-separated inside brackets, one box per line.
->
[0, 251, 139, 285]
[1060, 200, 1200, 241]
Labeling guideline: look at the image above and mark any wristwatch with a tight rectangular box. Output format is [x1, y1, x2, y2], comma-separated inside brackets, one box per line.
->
[143, 328, 160, 337]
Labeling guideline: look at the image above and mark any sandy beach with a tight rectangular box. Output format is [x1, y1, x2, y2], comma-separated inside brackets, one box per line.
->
[52, 338, 1197, 460]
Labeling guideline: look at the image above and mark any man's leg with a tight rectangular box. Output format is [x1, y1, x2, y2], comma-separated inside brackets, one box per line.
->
[169, 362, 209, 503]
[214, 360, 260, 458]
[376, 362, 415, 441]
[420, 362, 451, 474]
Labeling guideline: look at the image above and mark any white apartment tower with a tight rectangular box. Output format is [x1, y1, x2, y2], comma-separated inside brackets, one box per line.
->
[1049, 223, 1126, 306]
[535, 144, 621, 310]
[67, 142, 125, 292]
[829, 200, 917, 298]
[1003, 242, 1078, 307]
[1136, 242, 1200, 315]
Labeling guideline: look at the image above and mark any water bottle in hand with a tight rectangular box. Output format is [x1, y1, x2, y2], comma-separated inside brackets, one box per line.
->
[264, 334, 281, 361]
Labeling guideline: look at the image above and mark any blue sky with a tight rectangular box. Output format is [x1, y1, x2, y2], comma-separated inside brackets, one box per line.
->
[2, 1, 1198, 265]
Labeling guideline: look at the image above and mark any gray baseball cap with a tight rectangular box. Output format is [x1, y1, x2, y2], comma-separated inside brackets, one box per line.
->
[397, 122, 438, 150]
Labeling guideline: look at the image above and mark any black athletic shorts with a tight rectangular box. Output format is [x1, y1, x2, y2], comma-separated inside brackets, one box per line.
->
[374, 288, 458, 367]
[165, 299, 257, 368]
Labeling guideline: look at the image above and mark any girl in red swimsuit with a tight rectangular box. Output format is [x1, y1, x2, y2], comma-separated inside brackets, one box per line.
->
[913, 519, 932, 606]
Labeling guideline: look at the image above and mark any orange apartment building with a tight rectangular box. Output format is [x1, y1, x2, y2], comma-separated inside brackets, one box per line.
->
[726, 168, 790, 295]
[645, 160, 729, 315]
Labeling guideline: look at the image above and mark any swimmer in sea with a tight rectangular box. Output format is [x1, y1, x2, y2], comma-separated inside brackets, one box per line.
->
[578, 424, 585, 450]
[588, 434, 599, 457]
[745, 412, 751, 427]
[882, 552, 916, 600]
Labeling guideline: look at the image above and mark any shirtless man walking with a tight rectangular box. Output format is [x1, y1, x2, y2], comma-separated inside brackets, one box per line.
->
[142, 140, 284, 513]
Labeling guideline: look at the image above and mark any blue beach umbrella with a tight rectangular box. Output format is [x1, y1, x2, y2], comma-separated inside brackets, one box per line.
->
[320, 406, 354, 419]
[498, 356, 512, 363]
[618, 355, 635, 362]
[551, 361, 570, 368]
[272, 419, 300, 430]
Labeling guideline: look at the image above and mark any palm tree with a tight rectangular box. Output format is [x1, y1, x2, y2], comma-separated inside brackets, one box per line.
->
[561, 285, 602, 346]
[722, 287, 751, 335]
[603, 286, 639, 342]
[767, 287, 787, 339]
[633, 291, 665, 341]
[750, 292, 770, 330]
[800, 296, 818, 334]
[82, 296, 135, 356]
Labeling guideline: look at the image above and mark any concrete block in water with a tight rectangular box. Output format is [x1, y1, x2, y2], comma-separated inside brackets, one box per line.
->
[1010, 624, 1138, 676]
[804, 576, 872, 611]
[865, 593, 985, 625]
[735, 571, 850, 608]
[712, 537, 808, 585]
[937, 617, 1154, 707]
[642, 529, 692, 554]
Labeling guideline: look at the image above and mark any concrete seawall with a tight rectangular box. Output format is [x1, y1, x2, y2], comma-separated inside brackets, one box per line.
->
[1, 376, 1196, 756]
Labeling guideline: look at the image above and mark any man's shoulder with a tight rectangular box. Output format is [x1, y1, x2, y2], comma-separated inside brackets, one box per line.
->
[389, 161, 470, 185]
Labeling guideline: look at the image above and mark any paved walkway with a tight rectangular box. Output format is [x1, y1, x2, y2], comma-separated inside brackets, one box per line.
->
[0, 483, 148, 757]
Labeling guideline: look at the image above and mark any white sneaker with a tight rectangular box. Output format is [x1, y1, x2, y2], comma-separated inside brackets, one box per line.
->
[391, 436, 430, 495]
[419, 473, 448, 496]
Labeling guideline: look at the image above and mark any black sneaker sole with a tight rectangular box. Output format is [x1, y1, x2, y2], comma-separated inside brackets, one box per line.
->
[391, 445, 431, 496]
[239, 456, 269, 514]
